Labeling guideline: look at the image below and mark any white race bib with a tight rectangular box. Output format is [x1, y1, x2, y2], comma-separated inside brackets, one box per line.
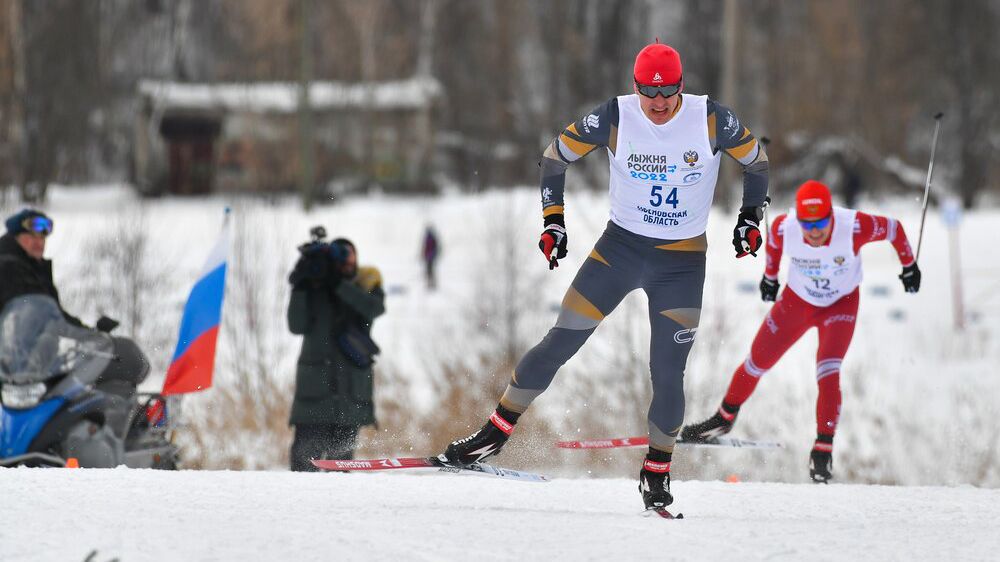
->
[607, 94, 722, 239]
[784, 207, 863, 307]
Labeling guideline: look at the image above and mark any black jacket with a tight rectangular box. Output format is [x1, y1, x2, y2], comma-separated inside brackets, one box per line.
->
[0, 232, 83, 326]
[287, 264, 385, 427]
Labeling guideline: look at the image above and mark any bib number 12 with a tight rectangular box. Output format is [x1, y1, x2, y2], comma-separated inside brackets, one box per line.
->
[649, 185, 679, 209]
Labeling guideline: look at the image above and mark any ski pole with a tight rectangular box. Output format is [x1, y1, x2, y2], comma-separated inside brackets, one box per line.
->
[915, 112, 944, 265]
[759, 136, 771, 241]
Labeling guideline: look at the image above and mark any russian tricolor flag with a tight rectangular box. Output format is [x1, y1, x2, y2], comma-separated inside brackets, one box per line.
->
[162, 210, 231, 395]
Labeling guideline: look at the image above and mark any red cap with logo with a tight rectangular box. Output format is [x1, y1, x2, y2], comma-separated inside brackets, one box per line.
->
[795, 180, 833, 220]
[633, 42, 682, 86]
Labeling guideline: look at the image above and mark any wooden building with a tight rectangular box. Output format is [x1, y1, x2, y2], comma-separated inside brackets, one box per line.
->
[134, 77, 441, 196]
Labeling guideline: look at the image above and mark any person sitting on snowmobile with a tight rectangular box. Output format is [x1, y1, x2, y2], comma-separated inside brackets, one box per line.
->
[0, 209, 147, 398]
[0, 209, 86, 327]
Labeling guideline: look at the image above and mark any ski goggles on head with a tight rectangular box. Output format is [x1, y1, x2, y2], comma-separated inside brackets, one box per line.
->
[22, 216, 53, 236]
[798, 215, 832, 231]
[635, 79, 682, 99]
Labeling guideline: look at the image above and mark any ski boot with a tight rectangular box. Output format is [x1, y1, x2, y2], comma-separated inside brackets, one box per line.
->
[442, 408, 517, 466]
[809, 449, 833, 483]
[680, 404, 738, 443]
[639, 451, 673, 509]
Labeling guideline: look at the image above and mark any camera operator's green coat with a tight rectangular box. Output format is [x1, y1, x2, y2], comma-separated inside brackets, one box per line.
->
[287, 266, 385, 427]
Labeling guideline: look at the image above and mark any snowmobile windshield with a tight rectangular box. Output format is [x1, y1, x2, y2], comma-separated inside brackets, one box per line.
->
[0, 295, 112, 384]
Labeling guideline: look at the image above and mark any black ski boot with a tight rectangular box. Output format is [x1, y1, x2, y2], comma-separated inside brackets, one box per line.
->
[442, 408, 517, 466]
[639, 451, 673, 509]
[810, 450, 833, 483]
[680, 404, 738, 443]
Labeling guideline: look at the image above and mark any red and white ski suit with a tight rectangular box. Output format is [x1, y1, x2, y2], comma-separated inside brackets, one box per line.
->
[722, 207, 915, 448]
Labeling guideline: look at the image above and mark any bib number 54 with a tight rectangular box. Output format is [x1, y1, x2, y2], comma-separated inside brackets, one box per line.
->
[650, 185, 679, 209]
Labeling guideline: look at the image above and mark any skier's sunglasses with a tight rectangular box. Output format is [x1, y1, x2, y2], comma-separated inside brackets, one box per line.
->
[799, 215, 832, 231]
[22, 216, 53, 236]
[635, 79, 682, 99]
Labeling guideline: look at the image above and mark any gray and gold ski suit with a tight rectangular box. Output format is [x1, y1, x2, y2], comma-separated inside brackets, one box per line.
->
[499, 94, 768, 454]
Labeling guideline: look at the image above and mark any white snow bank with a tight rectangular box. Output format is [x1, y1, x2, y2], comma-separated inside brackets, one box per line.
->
[1, 467, 997, 561]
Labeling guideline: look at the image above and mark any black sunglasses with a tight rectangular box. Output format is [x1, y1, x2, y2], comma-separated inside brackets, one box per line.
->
[635, 79, 682, 99]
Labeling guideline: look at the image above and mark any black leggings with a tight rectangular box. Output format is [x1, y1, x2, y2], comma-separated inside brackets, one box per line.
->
[290, 423, 359, 472]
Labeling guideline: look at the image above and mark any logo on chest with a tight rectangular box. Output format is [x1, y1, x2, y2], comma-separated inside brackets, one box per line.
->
[627, 152, 677, 181]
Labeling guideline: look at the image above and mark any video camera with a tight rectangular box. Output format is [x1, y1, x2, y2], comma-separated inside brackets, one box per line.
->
[297, 225, 349, 263]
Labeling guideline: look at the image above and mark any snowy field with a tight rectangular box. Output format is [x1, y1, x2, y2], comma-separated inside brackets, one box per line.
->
[1, 184, 999, 560]
[3, 467, 999, 561]
[4, 183, 994, 485]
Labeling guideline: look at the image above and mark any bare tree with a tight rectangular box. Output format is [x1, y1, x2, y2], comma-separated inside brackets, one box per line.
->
[340, 1, 385, 190]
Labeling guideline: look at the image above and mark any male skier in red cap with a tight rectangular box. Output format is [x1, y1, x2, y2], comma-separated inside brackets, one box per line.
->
[443, 41, 770, 510]
[682, 179, 921, 483]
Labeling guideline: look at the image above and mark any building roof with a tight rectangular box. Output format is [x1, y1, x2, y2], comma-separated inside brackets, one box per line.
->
[138, 76, 442, 114]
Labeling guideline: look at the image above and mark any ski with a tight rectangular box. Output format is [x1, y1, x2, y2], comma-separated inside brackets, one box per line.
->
[642, 507, 684, 520]
[556, 436, 783, 450]
[310, 456, 550, 483]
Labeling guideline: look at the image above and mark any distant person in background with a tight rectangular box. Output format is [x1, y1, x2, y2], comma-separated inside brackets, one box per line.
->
[842, 163, 863, 209]
[0, 208, 84, 326]
[682, 180, 920, 483]
[442, 41, 770, 512]
[421, 225, 440, 290]
[287, 234, 385, 471]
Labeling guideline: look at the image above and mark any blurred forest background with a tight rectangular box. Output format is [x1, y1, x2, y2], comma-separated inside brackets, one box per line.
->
[0, 0, 997, 207]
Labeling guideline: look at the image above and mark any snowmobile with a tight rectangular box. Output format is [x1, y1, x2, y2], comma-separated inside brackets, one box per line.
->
[0, 295, 177, 469]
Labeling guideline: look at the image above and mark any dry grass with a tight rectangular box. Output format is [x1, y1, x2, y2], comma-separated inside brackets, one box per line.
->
[177, 377, 294, 470]
[171, 206, 297, 469]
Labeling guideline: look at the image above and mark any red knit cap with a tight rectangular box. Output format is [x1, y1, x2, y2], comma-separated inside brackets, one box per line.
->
[796, 180, 833, 220]
[633, 42, 682, 86]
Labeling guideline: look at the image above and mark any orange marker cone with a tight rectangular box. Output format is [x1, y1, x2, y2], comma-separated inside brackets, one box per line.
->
[725, 473, 740, 483]
[65, 458, 80, 469]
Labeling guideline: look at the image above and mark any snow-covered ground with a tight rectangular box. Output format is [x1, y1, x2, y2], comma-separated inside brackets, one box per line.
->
[3, 467, 999, 561]
[2, 184, 999, 559]
[7, 183, 994, 485]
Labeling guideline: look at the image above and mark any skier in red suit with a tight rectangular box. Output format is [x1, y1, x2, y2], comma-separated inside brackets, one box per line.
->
[682, 179, 921, 482]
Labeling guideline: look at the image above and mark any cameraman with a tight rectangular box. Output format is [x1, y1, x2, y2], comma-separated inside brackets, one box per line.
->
[286, 234, 385, 472]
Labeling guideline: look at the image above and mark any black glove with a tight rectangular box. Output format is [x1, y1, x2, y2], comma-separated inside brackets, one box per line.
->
[733, 206, 764, 258]
[538, 214, 568, 270]
[95, 316, 120, 333]
[760, 276, 779, 302]
[899, 263, 921, 293]
[288, 252, 330, 286]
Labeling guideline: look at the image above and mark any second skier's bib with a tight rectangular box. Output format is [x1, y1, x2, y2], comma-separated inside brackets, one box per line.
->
[608, 94, 722, 239]
[784, 206, 862, 307]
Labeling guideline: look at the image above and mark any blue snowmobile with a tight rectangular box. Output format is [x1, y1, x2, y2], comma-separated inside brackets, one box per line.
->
[0, 295, 177, 468]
